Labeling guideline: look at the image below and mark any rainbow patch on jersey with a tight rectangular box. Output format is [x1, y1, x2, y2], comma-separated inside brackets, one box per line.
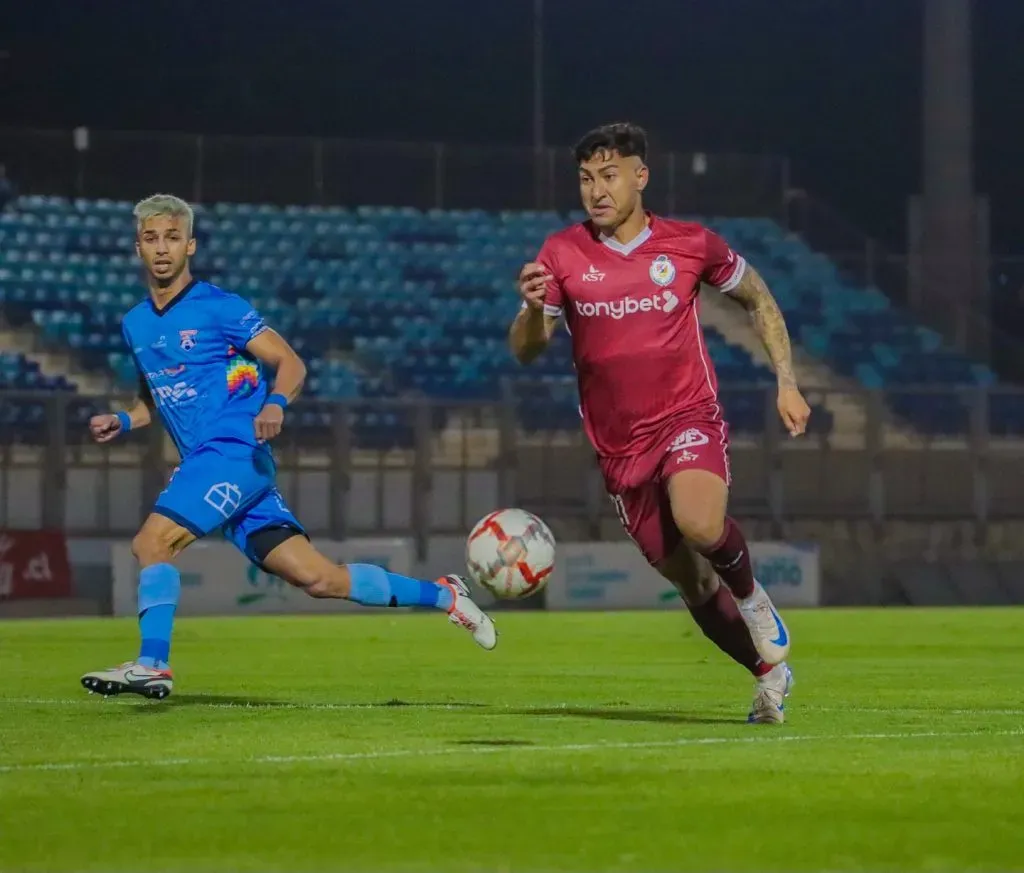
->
[226, 347, 260, 398]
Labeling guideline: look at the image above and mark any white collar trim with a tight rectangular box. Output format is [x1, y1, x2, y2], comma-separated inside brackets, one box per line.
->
[600, 224, 653, 256]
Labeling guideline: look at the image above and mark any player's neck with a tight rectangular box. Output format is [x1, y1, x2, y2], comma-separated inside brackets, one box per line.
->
[606, 207, 649, 246]
[148, 268, 194, 309]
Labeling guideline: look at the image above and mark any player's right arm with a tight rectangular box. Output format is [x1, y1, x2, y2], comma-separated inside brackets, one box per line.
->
[509, 256, 563, 365]
[89, 376, 154, 443]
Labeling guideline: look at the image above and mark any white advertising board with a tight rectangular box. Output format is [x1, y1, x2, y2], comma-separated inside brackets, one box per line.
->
[544, 541, 820, 610]
[112, 537, 414, 616]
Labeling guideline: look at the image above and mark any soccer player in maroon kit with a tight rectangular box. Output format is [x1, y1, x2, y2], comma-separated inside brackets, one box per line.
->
[509, 123, 810, 723]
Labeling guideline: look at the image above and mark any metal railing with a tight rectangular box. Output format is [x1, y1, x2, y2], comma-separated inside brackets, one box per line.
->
[1, 387, 1023, 541]
[0, 128, 789, 219]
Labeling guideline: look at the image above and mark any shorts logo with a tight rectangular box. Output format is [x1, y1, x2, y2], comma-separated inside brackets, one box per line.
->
[179, 329, 198, 351]
[675, 450, 699, 464]
[204, 482, 243, 519]
[668, 428, 709, 453]
[649, 255, 676, 287]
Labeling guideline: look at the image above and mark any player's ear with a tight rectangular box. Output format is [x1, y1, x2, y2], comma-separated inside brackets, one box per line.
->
[134, 238, 142, 259]
[186, 237, 197, 257]
[635, 162, 649, 193]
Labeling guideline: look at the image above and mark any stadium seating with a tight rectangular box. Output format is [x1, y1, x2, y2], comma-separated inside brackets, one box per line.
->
[0, 195, 1010, 446]
[707, 216, 997, 437]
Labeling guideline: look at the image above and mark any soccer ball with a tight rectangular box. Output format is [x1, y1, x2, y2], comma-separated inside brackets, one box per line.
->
[466, 508, 556, 599]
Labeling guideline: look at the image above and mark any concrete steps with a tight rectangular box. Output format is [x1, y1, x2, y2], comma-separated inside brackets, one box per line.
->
[0, 325, 112, 395]
[698, 290, 917, 447]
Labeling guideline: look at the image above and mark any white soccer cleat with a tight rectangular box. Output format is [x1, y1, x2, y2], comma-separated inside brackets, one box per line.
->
[438, 575, 498, 651]
[748, 662, 793, 724]
[81, 661, 174, 700]
[736, 581, 791, 665]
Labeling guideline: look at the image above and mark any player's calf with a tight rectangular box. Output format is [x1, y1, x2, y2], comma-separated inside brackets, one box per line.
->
[665, 471, 789, 664]
[259, 535, 497, 650]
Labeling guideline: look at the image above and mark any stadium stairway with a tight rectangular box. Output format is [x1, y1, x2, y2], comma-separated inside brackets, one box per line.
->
[698, 291, 865, 443]
[0, 322, 110, 395]
[697, 291, 918, 447]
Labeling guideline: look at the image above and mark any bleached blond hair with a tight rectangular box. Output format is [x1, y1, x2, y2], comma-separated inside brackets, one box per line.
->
[133, 193, 194, 237]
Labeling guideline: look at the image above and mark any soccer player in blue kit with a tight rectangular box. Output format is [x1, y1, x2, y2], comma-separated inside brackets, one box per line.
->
[81, 194, 496, 700]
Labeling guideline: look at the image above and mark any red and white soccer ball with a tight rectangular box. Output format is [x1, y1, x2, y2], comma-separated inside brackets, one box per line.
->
[466, 508, 556, 600]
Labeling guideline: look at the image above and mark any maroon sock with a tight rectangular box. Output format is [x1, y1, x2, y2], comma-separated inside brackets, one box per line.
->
[698, 516, 756, 600]
[688, 582, 770, 676]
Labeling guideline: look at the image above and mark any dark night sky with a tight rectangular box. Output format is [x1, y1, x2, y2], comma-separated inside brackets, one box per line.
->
[2, 0, 1021, 252]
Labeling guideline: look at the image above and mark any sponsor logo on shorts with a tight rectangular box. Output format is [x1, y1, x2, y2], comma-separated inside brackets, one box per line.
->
[573, 289, 679, 320]
[674, 450, 699, 464]
[667, 428, 709, 453]
[204, 482, 243, 519]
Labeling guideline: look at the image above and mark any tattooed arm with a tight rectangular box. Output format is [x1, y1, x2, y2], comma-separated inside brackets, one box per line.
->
[724, 266, 798, 389]
[724, 265, 811, 436]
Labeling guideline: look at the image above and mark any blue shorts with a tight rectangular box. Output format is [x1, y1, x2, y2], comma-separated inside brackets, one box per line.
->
[154, 440, 306, 567]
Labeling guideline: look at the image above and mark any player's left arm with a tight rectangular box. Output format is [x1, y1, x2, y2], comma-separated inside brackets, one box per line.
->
[220, 294, 307, 442]
[722, 265, 811, 437]
[246, 329, 308, 441]
[700, 229, 810, 437]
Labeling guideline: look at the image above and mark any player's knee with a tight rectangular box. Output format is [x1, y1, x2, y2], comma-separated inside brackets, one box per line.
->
[672, 509, 725, 550]
[131, 531, 173, 567]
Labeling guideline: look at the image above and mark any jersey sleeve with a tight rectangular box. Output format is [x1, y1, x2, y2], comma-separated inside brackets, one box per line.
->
[218, 294, 270, 348]
[530, 238, 566, 318]
[701, 228, 747, 292]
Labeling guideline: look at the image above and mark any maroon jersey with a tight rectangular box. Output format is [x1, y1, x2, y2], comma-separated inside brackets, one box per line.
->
[535, 214, 746, 458]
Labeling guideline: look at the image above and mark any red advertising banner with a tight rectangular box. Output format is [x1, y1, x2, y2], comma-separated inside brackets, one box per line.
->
[0, 530, 73, 600]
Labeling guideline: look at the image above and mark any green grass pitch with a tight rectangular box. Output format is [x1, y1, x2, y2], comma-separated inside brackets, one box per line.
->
[2, 608, 1023, 872]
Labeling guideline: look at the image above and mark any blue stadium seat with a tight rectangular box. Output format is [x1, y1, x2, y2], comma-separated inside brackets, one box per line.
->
[2, 197, 1011, 441]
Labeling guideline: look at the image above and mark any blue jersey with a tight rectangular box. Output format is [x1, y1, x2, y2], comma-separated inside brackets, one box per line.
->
[122, 280, 271, 458]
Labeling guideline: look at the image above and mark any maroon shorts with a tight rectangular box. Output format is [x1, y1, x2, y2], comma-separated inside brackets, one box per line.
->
[599, 414, 731, 566]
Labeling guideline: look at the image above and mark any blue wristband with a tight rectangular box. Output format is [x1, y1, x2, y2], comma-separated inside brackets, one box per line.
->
[116, 411, 132, 434]
[265, 393, 289, 409]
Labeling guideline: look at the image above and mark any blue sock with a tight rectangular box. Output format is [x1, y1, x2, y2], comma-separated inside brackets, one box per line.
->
[136, 563, 181, 670]
[346, 564, 453, 611]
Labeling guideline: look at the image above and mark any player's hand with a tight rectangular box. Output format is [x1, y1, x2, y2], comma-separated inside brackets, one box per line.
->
[777, 386, 811, 438]
[89, 413, 123, 444]
[254, 404, 285, 442]
[517, 262, 551, 311]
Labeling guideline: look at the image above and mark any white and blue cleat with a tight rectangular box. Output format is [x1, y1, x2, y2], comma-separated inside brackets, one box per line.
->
[736, 580, 791, 665]
[748, 662, 793, 724]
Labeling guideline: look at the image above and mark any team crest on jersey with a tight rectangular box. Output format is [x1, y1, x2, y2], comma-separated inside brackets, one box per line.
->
[649, 255, 676, 287]
[179, 329, 198, 351]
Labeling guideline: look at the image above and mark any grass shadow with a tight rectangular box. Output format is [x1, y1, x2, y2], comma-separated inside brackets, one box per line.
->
[505, 706, 738, 726]
[165, 694, 489, 711]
